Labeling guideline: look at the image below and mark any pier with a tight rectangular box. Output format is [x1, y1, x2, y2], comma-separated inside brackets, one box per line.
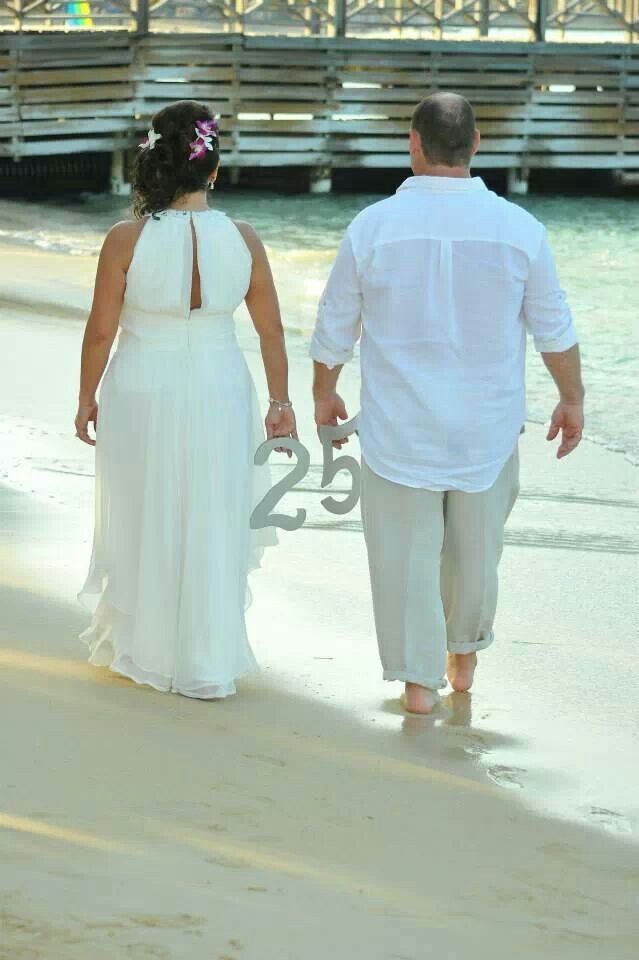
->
[0, 3, 638, 192]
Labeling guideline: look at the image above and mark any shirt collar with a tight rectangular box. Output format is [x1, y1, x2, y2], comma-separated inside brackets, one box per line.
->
[397, 175, 487, 195]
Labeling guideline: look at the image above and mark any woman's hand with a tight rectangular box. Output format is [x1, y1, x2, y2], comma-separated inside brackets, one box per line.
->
[265, 404, 298, 457]
[75, 400, 99, 446]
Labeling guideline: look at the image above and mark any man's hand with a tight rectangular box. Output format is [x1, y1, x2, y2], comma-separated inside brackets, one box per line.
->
[546, 400, 584, 459]
[314, 392, 349, 449]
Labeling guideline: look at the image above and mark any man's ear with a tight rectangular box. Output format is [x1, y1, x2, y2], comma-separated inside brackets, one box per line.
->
[471, 127, 481, 157]
[409, 128, 423, 162]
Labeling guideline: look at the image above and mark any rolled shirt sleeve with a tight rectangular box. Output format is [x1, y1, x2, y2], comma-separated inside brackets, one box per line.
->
[523, 229, 578, 353]
[310, 231, 362, 369]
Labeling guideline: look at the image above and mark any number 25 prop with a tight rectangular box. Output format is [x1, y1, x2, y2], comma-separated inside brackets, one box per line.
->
[250, 415, 360, 532]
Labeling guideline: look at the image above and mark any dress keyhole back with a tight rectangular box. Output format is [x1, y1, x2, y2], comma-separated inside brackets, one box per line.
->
[189, 218, 202, 311]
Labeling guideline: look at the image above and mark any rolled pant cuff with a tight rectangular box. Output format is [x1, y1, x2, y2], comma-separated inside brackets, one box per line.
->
[447, 631, 494, 655]
[383, 670, 447, 691]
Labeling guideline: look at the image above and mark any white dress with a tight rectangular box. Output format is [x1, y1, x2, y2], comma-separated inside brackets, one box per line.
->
[79, 209, 276, 699]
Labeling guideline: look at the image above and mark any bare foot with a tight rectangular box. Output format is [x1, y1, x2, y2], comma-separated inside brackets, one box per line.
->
[447, 652, 477, 693]
[401, 683, 441, 715]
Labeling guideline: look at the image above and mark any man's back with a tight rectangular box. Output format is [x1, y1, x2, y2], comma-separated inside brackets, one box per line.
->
[311, 175, 576, 492]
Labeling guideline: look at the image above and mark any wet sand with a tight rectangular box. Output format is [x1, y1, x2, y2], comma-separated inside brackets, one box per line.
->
[1, 240, 638, 958]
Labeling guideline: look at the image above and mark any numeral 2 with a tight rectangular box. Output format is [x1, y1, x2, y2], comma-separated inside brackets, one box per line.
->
[250, 438, 310, 532]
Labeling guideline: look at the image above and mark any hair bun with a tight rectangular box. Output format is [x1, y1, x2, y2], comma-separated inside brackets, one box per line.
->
[132, 100, 220, 218]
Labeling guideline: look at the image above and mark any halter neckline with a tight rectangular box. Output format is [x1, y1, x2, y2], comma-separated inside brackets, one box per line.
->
[160, 208, 217, 217]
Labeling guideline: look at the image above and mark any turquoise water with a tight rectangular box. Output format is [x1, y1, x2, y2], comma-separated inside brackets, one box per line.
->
[0, 191, 637, 463]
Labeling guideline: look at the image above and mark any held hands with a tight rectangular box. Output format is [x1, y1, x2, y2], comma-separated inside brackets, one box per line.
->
[547, 399, 584, 459]
[265, 403, 298, 458]
[314, 392, 349, 449]
[75, 400, 98, 446]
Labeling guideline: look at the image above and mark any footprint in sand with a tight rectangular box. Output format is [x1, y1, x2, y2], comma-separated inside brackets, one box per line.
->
[205, 855, 245, 870]
[127, 914, 205, 930]
[586, 806, 633, 835]
[0, 950, 41, 960]
[242, 753, 287, 768]
[486, 764, 526, 789]
[122, 946, 171, 959]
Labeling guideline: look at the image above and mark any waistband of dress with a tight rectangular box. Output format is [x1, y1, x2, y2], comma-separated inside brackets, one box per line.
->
[117, 315, 238, 350]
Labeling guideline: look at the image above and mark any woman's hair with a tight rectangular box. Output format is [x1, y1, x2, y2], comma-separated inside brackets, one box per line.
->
[131, 100, 220, 218]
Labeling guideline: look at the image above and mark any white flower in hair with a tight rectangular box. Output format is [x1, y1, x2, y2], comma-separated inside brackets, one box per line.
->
[139, 128, 162, 150]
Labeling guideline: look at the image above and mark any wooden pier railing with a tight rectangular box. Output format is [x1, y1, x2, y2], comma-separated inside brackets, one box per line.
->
[1, 34, 638, 174]
[1, 0, 638, 43]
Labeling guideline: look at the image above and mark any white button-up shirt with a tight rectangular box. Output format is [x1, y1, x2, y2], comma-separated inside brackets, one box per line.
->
[310, 175, 578, 492]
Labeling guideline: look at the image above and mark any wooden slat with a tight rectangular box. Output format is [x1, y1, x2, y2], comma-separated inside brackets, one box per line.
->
[235, 118, 639, 136]
[529, 137, 639, 151]
[136, 83, 234, 101]
[236, 100, 329, 114]
[532, 91, 624, 104]
[237, 135, 326, 151]
[133, 66, 236, 82]
[13, 51, 133, 70]
[6, 117, 134, 137]
[19, 101, 135, 121]
[324, 136, 526, 153]
[524, 155, 639, 168]
[18, 68, 131, 87]
[328, 152, 521, 168]
[15, 136, 133, 157]
[241, 52, 334, 68]
[240, 68, 327, 84]
[223, 151, 332, 167]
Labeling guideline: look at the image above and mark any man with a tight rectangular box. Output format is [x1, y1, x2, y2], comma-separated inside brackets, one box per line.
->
[310, 92, 584, 715]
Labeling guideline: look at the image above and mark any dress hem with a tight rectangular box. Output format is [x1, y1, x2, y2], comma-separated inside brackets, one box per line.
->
[78, 570, 263, 701]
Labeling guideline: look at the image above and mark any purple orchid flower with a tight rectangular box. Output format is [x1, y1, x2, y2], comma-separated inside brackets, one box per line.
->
[188, 137, 210, 160]
[195, 118, 219, 139]
[188, 118, 219, 160]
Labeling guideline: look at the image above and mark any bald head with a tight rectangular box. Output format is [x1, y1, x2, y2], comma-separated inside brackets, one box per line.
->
[411, 93, 477, 167]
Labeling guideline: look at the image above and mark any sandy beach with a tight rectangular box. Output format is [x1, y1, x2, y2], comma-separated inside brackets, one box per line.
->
[1, 238, 638, 959]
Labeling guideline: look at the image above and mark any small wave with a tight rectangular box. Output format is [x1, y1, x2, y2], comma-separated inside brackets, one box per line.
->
[0, 228, 100, 257]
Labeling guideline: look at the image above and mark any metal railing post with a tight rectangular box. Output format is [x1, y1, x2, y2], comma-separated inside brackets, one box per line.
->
[335, 0, 347, 37]
[136, 0, 150, 35]
[535, 0, 548, 41]
[479, 0, 490, 36]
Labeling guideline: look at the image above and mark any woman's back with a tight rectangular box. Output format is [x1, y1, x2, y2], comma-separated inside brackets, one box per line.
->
[120, 209, 252, 347]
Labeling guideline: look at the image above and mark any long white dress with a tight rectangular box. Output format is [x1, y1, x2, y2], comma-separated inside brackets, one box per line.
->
[79, 208, 276, 699]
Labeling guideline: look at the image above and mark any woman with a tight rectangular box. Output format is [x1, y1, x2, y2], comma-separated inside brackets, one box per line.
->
[75, 100, 296, 700]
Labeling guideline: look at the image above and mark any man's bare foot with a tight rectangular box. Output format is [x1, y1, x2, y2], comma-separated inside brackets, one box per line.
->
[447, 652, 477, 693]
[401, 682, 441, 715]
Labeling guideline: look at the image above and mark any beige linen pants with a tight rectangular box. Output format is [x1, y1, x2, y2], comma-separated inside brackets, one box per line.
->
[360, 448, 519, 691]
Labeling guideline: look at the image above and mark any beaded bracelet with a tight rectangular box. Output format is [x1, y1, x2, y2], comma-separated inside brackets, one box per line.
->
[269, 397, 293, 412]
